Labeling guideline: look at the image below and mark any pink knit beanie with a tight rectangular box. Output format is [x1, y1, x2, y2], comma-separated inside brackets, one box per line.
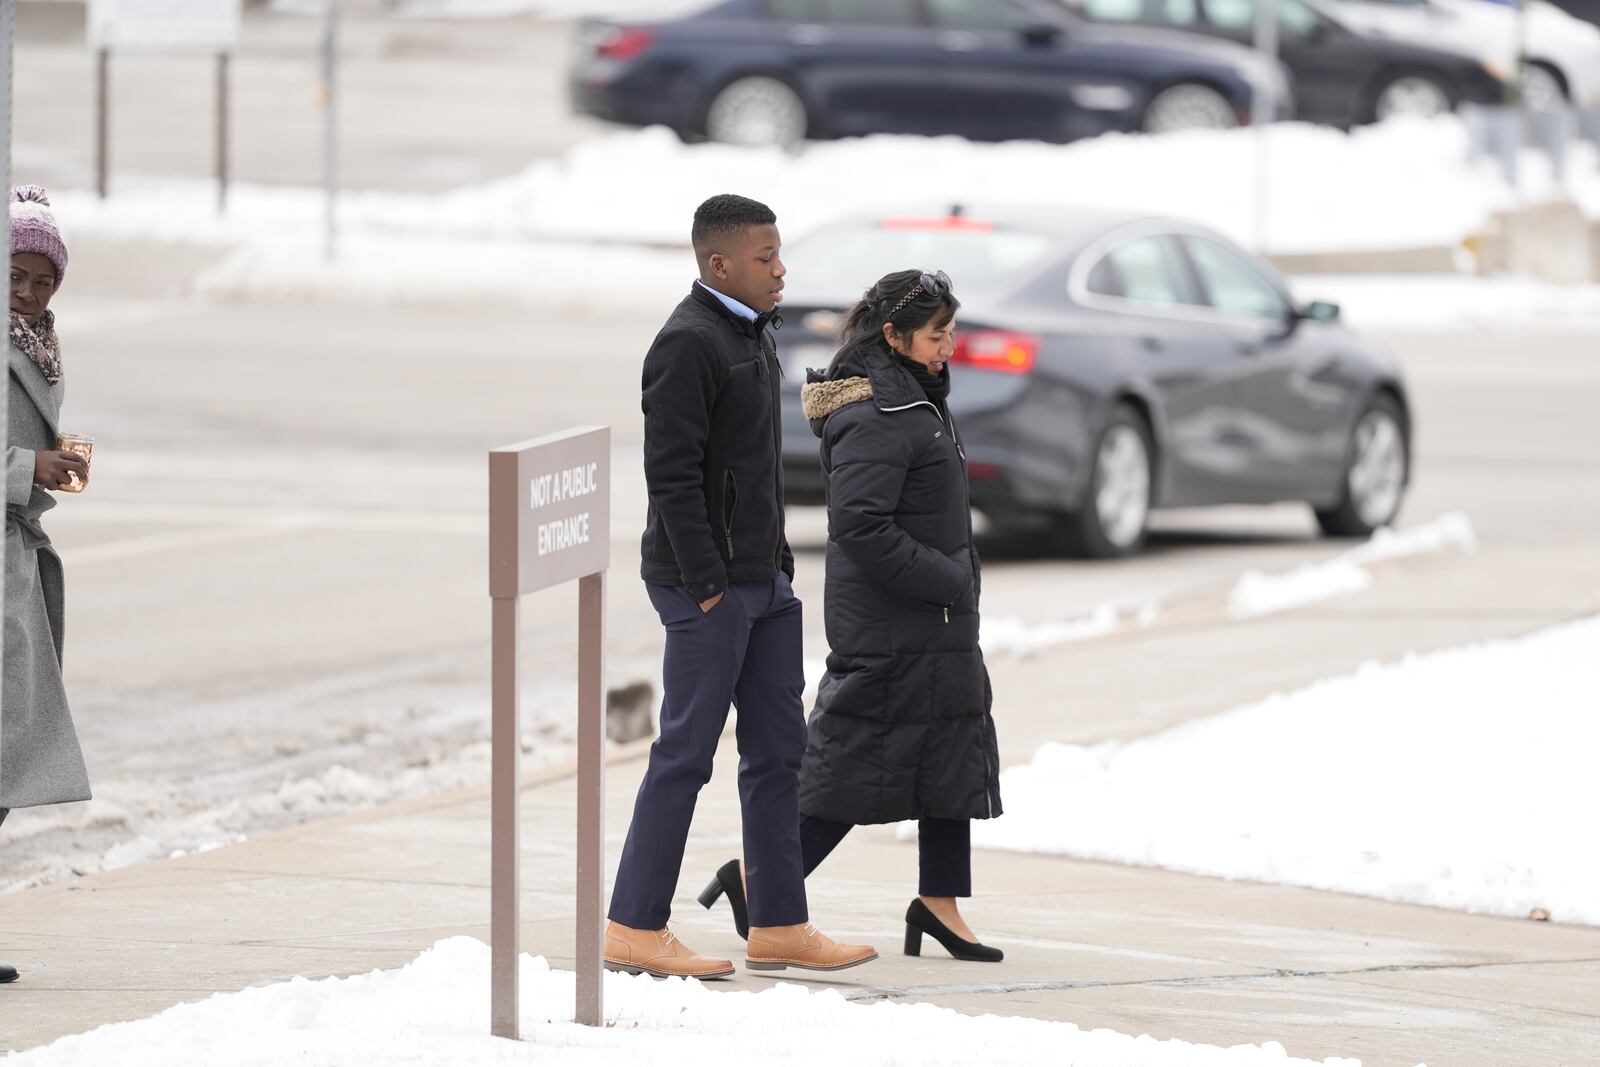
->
[10, 186, 68, 289]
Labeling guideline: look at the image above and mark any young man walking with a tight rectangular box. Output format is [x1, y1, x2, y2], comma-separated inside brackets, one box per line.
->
[604, 194, 877, 979]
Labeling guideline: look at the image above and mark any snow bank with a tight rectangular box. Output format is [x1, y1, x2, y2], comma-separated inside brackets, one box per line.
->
[0, 741, 519, 894]
[54, 116, 1599, 259]
[1289, 274, 1600, 331]
[1229, 513, 1475, 619]
[0, 671, 615, 894]
[960, 615, 1600, 925]
[4, 936, 1376, 1066]
[49, 120, 1600, 323]
[980, 603, 1127, 658]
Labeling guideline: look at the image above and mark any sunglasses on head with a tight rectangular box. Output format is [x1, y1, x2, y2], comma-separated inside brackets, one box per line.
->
[889, 270, 953, 316]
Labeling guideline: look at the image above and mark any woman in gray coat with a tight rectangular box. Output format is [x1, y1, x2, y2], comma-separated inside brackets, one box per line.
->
[3, 187, 91, 985]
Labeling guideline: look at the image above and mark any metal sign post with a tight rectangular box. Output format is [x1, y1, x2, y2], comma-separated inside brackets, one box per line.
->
[86, 0, 242, 206]
[488, 426, 610, 1038]
[216, 51, 229, 213]
[321, 0, 338, 259]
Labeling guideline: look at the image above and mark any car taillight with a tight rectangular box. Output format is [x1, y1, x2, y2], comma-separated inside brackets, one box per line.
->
[594, 26, 655, 60]
[952, 330, 1038, 374]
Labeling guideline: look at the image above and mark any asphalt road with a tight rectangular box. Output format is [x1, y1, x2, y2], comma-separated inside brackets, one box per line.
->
[2, 264, 1596, 888]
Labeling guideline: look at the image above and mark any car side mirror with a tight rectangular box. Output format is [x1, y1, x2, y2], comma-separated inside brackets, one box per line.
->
[1020, 23, 1063, 46]
[1302, 300, 1341, 322]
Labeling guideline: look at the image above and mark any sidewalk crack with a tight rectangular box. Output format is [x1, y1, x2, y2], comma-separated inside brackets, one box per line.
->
[846, 956, 1600, 1003]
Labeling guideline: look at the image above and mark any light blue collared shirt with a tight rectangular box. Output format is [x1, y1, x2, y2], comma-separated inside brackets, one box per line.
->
[697, 279, 759, 322]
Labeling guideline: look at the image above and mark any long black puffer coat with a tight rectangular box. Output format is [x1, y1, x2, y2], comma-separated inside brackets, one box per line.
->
[797, 341, 1002, 825]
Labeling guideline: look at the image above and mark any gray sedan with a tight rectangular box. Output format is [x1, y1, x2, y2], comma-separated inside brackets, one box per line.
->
[777, 208, 1411, 557]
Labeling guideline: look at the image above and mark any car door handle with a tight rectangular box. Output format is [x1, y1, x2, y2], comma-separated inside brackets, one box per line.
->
[1139, 336, 1164, 352]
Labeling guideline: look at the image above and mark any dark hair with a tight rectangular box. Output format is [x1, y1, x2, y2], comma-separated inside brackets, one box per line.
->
[829, 269, 960, 375]
[691, 193, 777, 256]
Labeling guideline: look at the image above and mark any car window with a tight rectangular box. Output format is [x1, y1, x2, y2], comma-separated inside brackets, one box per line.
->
[925, 0, 1039, 29]
[1161, 0, 1199, 23]
[1199, 0, 1317, 32]
[1184, 237, 1289, 318]
[1279, 0, 1319, 34]
[769, 0, 921, 24]
[1086, 236, 1191, 307]
[1080, 0, 1146, 21]
[768, 0, 814, 19]
[1201, 0, 1256, 27]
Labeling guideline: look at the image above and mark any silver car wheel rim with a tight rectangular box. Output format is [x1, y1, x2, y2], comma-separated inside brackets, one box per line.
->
[705, 77, 806, 148]
[1095, 425, 1151, 548]
[1519, 65, 1565, 112]
[1375, 78, 1451, 121]
[1348, 411, 1406, 529]
[1143, 85, 1238, 134]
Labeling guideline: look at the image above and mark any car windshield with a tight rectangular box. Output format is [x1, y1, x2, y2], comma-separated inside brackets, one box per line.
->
[785, 222, 1054, 295]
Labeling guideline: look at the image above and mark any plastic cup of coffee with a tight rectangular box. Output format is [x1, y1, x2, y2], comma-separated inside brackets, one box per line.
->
[57, 433, 93, 493]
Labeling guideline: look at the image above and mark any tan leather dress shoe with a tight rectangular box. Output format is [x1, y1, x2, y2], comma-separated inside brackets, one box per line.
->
[603, 921, 734, 980]
[746, 922, 877, 972]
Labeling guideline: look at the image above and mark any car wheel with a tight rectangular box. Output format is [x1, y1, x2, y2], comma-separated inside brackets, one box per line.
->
[1373, 74, 1454, 121]
[704, 76, 808, 148]
[1519, 62, 1567, 112]
[1314, 394, 1409, 538]
[1141, 83, 1238, 134]
[1059, 404, 1154, 559]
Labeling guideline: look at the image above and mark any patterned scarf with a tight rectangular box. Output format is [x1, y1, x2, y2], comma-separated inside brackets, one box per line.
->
[9, 309, 62, 385]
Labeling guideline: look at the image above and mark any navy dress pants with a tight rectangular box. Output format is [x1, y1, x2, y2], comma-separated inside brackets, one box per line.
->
[799, 815, 972, 898]
[608, 574, 809, 930]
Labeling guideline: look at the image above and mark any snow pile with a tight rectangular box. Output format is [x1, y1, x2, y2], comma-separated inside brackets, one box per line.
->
[962, 615, 1600, 925]
[1229, 513, 1475, 618]
[4, 936, 1375, 1066]
[980, 603, 1125, 658]
[52, 115, 1600, 262]
[0, 742, 511, 894]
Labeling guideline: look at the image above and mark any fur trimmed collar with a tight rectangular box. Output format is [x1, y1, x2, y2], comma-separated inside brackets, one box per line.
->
[801, 376, 873, 422]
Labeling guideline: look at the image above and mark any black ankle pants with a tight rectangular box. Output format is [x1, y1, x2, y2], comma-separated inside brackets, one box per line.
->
[799, 814, 971, 898]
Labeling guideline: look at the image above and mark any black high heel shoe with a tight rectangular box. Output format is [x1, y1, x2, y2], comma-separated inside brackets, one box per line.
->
[697, 858, 749, 940]
[903, 899, 1003, 962]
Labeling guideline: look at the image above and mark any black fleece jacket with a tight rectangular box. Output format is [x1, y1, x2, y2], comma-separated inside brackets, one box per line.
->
[638, 283, 794, 601]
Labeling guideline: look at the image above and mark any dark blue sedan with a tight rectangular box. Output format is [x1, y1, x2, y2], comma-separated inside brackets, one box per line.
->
[571, 0, 1292, 147]
[776, 208, 1412, 557]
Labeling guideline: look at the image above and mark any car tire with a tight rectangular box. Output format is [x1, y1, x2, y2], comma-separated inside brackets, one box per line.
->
[1371, 73, 1455, 122]
[1314, 393, 1409, 539]
[1141, 83, 1238, 134]
[703, 76, 808, 148]
[1058, 404, 1154, 559]
[1520, 62, 1567, 112]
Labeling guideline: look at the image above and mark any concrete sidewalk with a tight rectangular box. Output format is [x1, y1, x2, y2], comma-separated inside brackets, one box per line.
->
[3, 721, 1598, 1066]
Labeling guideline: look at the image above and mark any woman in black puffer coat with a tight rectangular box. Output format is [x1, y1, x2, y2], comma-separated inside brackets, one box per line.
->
[699, 270, 1003, 960]
[801, 270, 1004, 961]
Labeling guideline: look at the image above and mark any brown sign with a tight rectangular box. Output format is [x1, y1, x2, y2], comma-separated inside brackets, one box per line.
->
[487, 424, 610, 1037]
[489, 426, 611, 598]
